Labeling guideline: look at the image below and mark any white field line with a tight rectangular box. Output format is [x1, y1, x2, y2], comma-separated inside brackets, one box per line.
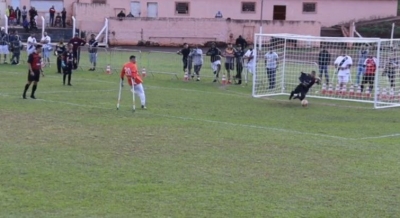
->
[0, 90, 398, 140]
[1, 71, 375, 110]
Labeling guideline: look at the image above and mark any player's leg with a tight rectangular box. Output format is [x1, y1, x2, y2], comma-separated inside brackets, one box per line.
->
[388, 72, 395, 88]
[360, 75, 367, 92]
[323, 65, 329, 84]
[216, 61, 221, 79]
[134, 83, 146, 109]
[188, 58, 193, 79]
[266, 68, 272, 89]
[93, 53, 97, 70]
[271, 68, 276, 89]
[299, 89, 307, 101]
[67, 69, 72, 86]
[318, 65, 323, 81]
[236, 62, 242, 85]
[290, 84, 302, 100]
[194, 64, 201, 81]
[182, 58, 187, 72]
[23, 71, 33, 99]
[31, 80, 39, 99]
[368, 75, 374, 92]
[62, 67, 67, 85]
[16, 52, 20, 65]
[338, 74, 344, 89]
[57, 57, 62, 73]
[212, 62, 217, 82]
[225, 62, 230, 82]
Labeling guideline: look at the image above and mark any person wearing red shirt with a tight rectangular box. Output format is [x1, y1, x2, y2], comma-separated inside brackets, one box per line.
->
[68, 33, 86, 69]
[120, 55, 147, 109]
[23, 45, 44, 99]
[361, 55, 377, 93]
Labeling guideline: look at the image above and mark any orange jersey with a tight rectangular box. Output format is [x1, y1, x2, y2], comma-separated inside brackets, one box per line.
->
[120, 62, 143, 85]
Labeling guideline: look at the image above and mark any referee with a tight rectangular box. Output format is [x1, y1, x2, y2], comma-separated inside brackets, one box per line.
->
[23, 44, 44, 99]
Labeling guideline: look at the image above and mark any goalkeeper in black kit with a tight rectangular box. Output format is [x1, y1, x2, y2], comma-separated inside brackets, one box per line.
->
[289, 71, 320, 101]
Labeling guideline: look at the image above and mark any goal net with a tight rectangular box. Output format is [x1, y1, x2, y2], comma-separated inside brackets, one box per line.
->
[252, 34, 400, 109]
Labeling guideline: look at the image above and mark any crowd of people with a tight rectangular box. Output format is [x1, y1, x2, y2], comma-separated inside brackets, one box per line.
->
[6, 5, 67, 30]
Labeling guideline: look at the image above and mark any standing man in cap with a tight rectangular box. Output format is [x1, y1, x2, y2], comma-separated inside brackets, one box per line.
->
[0, 27, 10, 64]
[68, 33, 86, 69]
[88, 33, 98, 71]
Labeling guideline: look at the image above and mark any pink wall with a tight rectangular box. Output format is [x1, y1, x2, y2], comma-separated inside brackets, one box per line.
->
[99, 18, 321, 46]
[5, 0, 398, 28]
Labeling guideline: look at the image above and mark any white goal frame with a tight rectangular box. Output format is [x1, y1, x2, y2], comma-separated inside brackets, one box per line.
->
[252, 33, 400, 109]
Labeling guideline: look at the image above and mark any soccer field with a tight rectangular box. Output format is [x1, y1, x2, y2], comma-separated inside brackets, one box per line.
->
[1, 49, 400, 217]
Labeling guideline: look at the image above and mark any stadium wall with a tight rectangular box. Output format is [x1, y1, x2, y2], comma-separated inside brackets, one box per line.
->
[76, 17, 320, 46]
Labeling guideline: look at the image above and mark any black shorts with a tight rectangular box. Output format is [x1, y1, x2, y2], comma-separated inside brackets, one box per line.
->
[362, 74, 374, 84]
[27, 69, 40, 82]
[225, 62, 234, 70]
[293, 84, 309, 94]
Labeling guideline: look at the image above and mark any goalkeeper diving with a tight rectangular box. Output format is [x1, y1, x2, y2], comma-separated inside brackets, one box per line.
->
[289, 71, 320, 101]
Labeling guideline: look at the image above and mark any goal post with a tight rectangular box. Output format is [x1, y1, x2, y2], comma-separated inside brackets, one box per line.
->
[252, 34, 400, 109]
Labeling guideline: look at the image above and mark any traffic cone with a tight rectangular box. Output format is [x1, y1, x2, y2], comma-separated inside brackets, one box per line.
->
[334, 84, 340, 95]
[141, 68, 147, 78]
[183, 70, 189, 81]
[348, 84, 354, 97]
[328, 84, 333, 95]
[221, 74, 227, 85]
[356, 85, 362, 98]
[321, 83, 327, 95]
[106, 65, 111, 74]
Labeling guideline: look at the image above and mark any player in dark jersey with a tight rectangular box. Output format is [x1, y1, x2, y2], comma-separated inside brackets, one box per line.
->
[55, 39, 66, 73]
[289, 71, 320, 101]
[177, 43, 191, 73]
[22, 44, 44, 99]
[62, 43, 74, 86]
[234, 45, 245, 85]
[206, 42, 222, 82]
[68, 33, 86, 69]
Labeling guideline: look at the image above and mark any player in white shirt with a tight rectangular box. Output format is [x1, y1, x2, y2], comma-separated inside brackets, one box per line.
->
[264, 49, 279, 89]
[27, 33, 37, 55]
[41, 32, 51, 67]
[243, 45, 255, 74]
[334, 50, 353, 89]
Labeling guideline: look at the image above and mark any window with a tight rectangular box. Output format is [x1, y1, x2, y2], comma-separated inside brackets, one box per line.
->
[242, 2, 256, 12]
[175, 2, 189, 15]
[92, 0, 106, 4]
[302, 2, 316, 13]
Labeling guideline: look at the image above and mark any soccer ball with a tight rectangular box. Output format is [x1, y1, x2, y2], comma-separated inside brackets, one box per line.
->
[301, 99, 308, 107]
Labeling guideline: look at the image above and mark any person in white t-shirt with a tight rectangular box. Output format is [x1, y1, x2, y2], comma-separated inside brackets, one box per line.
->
[243, 45, 255, 74]
[26, 32, 37, 55]
[334, 50, 353, 89]
[41, 32, 51, 67]
[264, 49, 279, 89]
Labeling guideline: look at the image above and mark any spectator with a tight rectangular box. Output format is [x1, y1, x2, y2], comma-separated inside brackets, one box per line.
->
[334, 50, 353, 90]
[21, 6, 28, 24]
[10, 31, 22, 65]
[177, 43, 191, 73]
[55, 39, 66, 74]
[61, 8, 67, 28]
[27, 32, 38, 55]
[318, 46, 331, 84]
[223, 43, 236, 84]
[54, 13, 62, 27]
[243, 45, 255, 76]
[68, 33, 86, 69]
[41, 32, 52, 67]
[264, 47, 279, 89]
[235, 35, 247, 49]
[383, 54, 398, 89]
[215, 11, 223, 18]
[15, 7, 21, 25]
[117, 10, 126, 21]
[356, 45, 369, 86]
[49, 6, 56, 27]
[9, 7, 16, 26]
[0, 27, 10, 64]
[234, 45, 245, 85]
[126, 12, 134, 17]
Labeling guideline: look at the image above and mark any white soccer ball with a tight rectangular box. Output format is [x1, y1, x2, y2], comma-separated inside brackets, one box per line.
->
[301, 99, 308, 107]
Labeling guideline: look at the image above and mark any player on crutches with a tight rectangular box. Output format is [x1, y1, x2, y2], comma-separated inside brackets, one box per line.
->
[117, 55, 147, 111]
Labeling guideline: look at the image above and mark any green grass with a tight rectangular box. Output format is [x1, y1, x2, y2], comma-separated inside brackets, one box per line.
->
[1, 50, 400, 217]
